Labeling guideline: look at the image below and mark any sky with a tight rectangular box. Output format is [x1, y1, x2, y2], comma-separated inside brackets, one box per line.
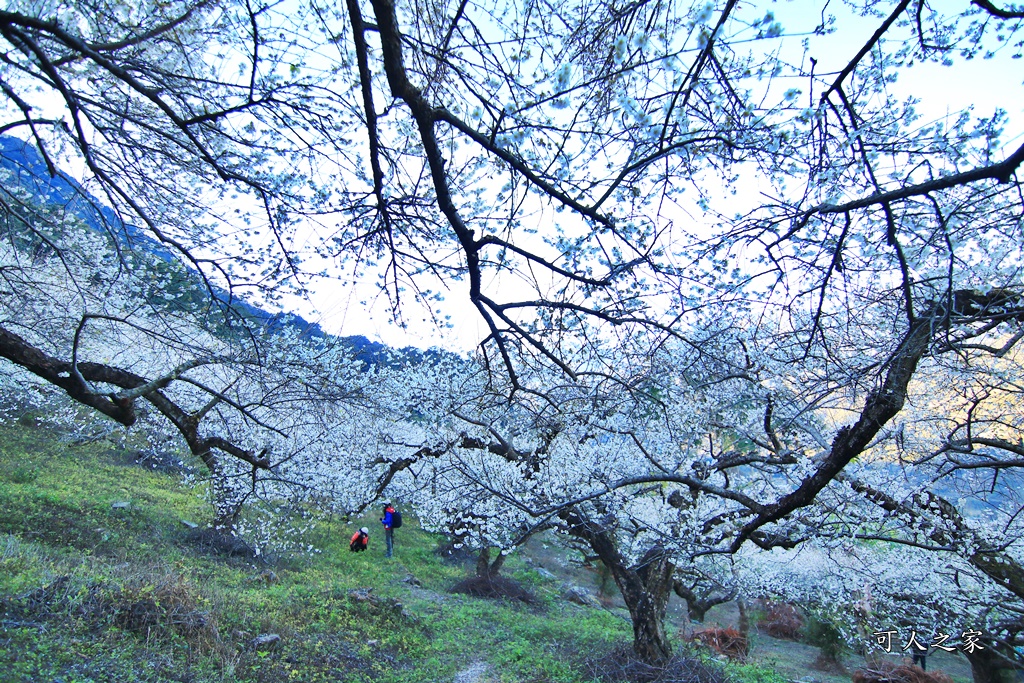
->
[280, 0, 1024, 353]
[5, 0, 1019, 355]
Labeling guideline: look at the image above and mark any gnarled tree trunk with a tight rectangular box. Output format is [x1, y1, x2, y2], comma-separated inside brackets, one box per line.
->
[673, 579, 736, 623]
[475, 546, 508, 578]
[964, 646, 1021, 683]
[617, 547, 675, 664]
[565, 511, 674, 664]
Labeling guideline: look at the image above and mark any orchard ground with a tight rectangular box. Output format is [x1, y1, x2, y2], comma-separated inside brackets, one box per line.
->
[0, 419, 973, 683]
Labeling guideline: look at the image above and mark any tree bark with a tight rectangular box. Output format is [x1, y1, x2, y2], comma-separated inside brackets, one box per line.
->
[737, 598, 750, 638]
[964, 647, 1020, 683]
[619, 550, 675, 665]
[733, 289, 1024, 551]
[476, 546, 492, 578]
[0, 323, 272, 532]
[0, 324, 271, 473]
[475, 546, 508, 578]
[565, 512, 674, 664]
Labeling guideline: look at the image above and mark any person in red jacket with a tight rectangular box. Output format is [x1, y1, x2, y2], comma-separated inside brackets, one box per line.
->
[349, 527, 369, 552]
[381, 503, 395, 558]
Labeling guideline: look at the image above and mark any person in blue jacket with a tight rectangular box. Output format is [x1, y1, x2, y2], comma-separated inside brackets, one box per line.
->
[381, 502, 395, 558]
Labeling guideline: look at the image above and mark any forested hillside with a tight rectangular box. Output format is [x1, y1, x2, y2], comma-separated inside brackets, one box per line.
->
[0, 134, 439, 369]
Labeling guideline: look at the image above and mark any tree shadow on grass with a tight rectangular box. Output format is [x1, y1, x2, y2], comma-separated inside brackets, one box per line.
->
[585, 647, 730, 683]
[449, 574, 541, 606]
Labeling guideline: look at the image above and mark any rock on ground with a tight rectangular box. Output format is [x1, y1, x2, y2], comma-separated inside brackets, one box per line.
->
[454, 661, 491, 683]
[562, 584, 602, 608]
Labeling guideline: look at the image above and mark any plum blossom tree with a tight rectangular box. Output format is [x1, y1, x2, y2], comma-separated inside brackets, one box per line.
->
[381, 291, 1024, 665]
[1, 0, 777, 502]
[0, 184, 410, 545]
[2, 0, 1024, 664]
[736, 533, 1024, 683]
[378, 332, 767, 662]
[4, 0, 1015, 386]
[1, 0, 1022, 427]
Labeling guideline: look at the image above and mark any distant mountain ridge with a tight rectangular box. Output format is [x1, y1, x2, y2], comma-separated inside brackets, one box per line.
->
[0, 135, 178, 262]
[0, 135, 447, 369]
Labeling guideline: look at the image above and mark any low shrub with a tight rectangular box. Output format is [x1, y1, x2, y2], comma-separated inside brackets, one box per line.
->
[2, 566, 222, 654]
[853, 659, 956, 683]
[690, 627, 749, 660]
[803, 615, 848, 670]
[757, 601, 803, 639]
[113, 570, 218, 649]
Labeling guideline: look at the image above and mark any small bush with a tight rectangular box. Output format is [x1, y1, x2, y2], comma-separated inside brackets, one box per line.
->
[727, 661, 791, 683]
[853, 660, 955, 683]
[113, 572, 215, 646]
[803, 615, 847, 668]
[757, 601, 803, 639]
[690, 627, 749, 660]
[4, 566, 222, 654]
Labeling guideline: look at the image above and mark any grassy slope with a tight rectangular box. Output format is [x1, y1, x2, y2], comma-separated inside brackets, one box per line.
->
[2, 420, 718, 683]
[0, 420, 974, 683]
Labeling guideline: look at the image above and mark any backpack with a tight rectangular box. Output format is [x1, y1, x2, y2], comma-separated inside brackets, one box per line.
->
[391, 508, 403, 529]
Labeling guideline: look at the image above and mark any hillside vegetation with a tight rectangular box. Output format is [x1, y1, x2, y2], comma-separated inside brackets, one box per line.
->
[0, 419, 785, 683]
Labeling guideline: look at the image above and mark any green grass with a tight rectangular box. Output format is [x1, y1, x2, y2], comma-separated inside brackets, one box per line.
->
[0, 420, 785, 682]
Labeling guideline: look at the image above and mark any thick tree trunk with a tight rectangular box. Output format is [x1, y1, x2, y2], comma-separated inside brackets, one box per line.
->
[964, 648, 1019, 683]
[617, 555, 674, 665]
[211, 475, 243, 532]
[476, 546, 491, 577]
[489, 549, 507, 576]
[596, 560, 614, 601]
[565, 512, 674, 664]
[475, 547, 508, 578]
